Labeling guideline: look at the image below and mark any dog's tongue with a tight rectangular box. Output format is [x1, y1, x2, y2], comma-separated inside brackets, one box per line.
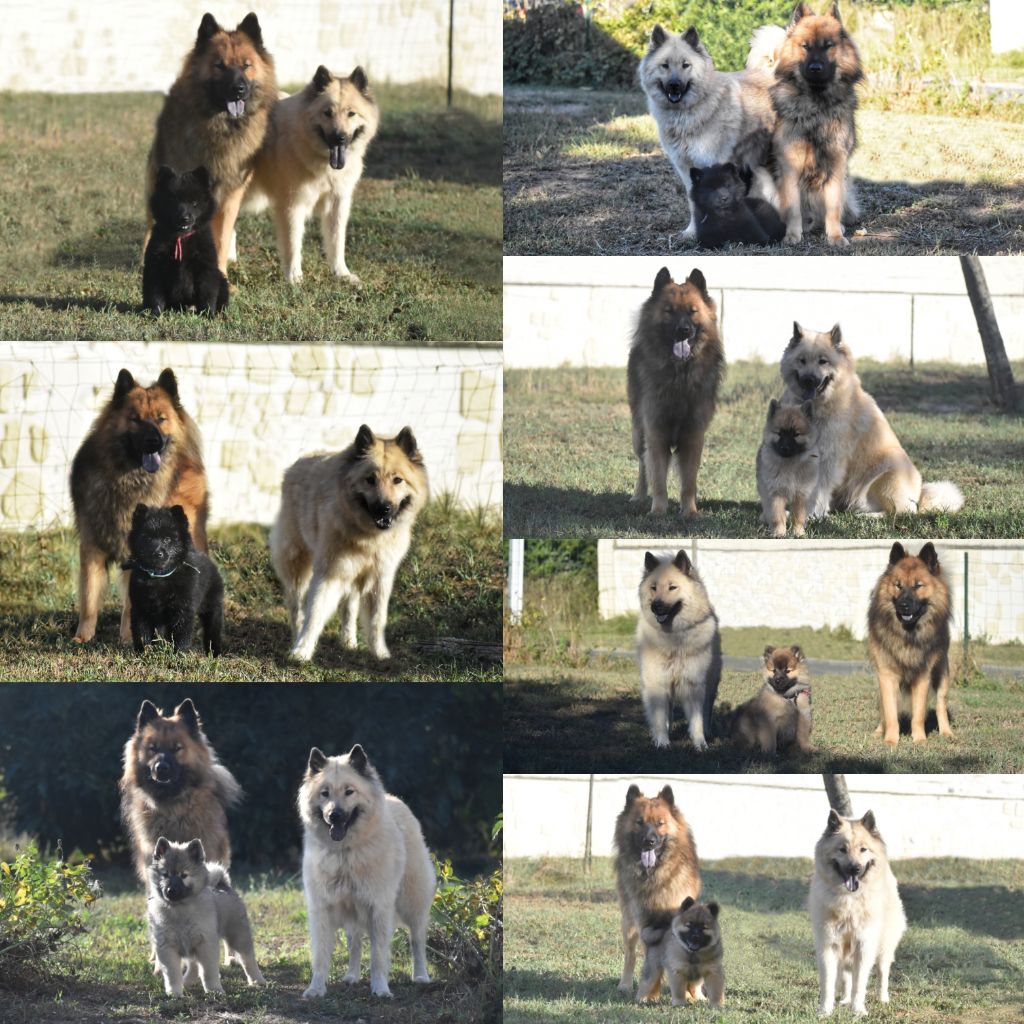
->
[329, 823, 346, 842]
[672, 340, 692, 360]
[640, 850, 656, 870]
[142, 452, 161, 473]
[845, 875, 859, 893]
[329, 144, 346, 170]
[227, 99, 245, 118]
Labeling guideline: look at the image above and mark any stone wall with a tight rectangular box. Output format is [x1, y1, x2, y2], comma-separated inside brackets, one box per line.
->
[504, 774, 1024, 860]
[597, 538, 1024, 644]
[0, 1, 501, 96]
[504, 255, 1024, 367]
[0, 342, 502, 530]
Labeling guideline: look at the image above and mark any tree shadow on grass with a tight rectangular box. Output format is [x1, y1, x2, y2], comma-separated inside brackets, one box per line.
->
[50, 217, 142, 271]
[0, 293, 137, 314]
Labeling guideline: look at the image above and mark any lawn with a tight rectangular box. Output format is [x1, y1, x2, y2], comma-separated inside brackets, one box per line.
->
[503, 663, 1024, 773]
[503, 362, 1024, 538]
[0, 502, 502, 682]
[503, 87, 1024, 256]
[0, 87, 501, 342]
[504, 856, 1024, 1024]
[0, 871, 498, 1024]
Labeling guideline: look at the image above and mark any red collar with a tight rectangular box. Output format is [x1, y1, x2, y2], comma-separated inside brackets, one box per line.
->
[173, 231, 196, 261]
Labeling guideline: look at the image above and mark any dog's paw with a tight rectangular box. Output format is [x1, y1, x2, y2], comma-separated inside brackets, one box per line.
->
[617, 981, 634, 995]
[284, 269, 304, 285]
[302, 980, 327, 999]
[370, 981, 394, 998]
[648, 501, 668, 517]
[826, 233, 850, 248]
[413, 971, 431, 984]
[343, 971, 360, 984]
[784, 228, 803, 244]
[336, 270, 362, 286]
[289, 645, 314, 663]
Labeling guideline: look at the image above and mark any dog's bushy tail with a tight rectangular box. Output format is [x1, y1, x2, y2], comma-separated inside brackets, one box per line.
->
[919, 481, 964, 513]
[207, 863, 234, 893]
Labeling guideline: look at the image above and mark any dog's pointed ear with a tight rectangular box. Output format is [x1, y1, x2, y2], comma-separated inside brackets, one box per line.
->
[156, 368, 180, 405]
[829, 1, 843, 24]
[196, 12, 221, 46]
[763, 645, 775, 664]
[348, 743, 370, 776]
[888, 541, 906, 566]
[707, 901, 720, 918]
[791, 644, 805, 662]
[738, 164, 753, 190]
[650, 24, 668, 50]
[826, 808, 844, 832]
[153, 836, 170, 859]
[173, 699, 200, 737]
[767, 398, 778, 419]
[237, 12, 263, 49]
[681, 895, 695, 912]
[132, 503, 149, 529]
[689, 167, 703, 185]
[789, 3, 812, 29]
[308, 747, 328, 774]
[353, 424, 375, 456]
[829, 324, 843, 348]
[787, 321, 803, 349]
[186, 838, 206, 863]
[350, 66, 369, 95]
[682, 26, 700, 50]
[114, 369, 137, 403]
[800, 399, 814, 419]
[156, 165, 175, 188]
[658, 785, 675, 806]
[653, 267, 672, 296]
[643, 551, 660, 574]
[861, 810, 879, 835]
[673, 549, 692, 576]
[394, 426, 422, 464]
[917, 542, 939, 574]
[170, 505, 191, 536]
[686, 268, 709, 300]
[624, 784, 641, 807]
[137, 699, 160, 730]
[312, 65, 332, 92]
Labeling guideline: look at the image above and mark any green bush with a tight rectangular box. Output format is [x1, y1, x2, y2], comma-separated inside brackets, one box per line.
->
[0, 843, 96, 983]
[523, 539, 598, 581]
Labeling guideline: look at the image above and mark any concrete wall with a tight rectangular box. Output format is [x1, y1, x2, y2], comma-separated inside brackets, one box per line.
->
[504, 773, 1024, 860]
[597, 538, 1024, 643]
[0, 1, 501, 96]
[0, 342, 502, 530]
[504, 256, 1024, 367]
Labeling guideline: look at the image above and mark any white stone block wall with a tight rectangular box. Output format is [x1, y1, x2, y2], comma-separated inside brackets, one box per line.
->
[0, 342, 502, 530]
[504, 774, 1024, 860]
[504, 255, 1024, 367]
[0, 1, 501, 96]
[597, 538, 1024, 644]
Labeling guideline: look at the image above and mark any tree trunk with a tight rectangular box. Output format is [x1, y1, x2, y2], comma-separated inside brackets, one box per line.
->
[960, 255, 1018, 412]
[823, 774, 852, 816]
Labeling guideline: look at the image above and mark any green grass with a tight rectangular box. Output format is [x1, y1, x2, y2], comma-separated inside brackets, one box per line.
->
[504, 855, 1024, 1024]
[0, 501, 501, 682]
[0, 871, 496, 1024]
[503, 362, 1024, 538]
[503, 663, 1024, 773]
[0, 86, 501, 342]
[503, 88, 1024, 255]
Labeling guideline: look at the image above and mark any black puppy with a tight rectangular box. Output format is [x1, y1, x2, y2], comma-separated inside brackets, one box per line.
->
[689, 163, 785, 249]
[124, 504, 224, 655]
[143, 166, 229, 316]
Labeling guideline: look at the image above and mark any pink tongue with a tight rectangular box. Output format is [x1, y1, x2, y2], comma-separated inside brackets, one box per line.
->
[142, 452, 161, 473]
[673, 340, 691, 360]
[641, 850, 656, 869]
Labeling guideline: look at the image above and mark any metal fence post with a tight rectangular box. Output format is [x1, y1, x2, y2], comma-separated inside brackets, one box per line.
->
[963, 550, 970, 675]
[584, 774, 594, 874]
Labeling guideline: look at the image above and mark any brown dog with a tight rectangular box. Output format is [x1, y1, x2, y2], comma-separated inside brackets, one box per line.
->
[70, 369, 207, 644]
[614, 784, 701, 997]
[627, 267, 725, 517]
[147, 12, 276, 274]
[868, 542, 954, 745]
[732, 645, 814, 754]
[120, 699, 241, 882]
[771, 2, 863, 245]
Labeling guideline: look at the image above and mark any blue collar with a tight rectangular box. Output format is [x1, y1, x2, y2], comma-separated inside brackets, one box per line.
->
[122, 559, 199, 578]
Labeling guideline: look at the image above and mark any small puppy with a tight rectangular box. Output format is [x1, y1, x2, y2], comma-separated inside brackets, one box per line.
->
[732, 645, 814, 754]
[638, 897, 725, 1007]
[125, 504, 224, 655]
[689, 163, 785, 248]
[143, 166, 229, 316]
[147, 837, 264, 996]
[756, 398, 820, 537]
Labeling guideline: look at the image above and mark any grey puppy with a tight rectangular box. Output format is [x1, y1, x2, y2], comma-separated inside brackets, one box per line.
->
[147, 836, 265, 996]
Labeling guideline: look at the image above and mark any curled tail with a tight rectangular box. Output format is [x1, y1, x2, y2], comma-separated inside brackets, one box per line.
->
[919, 481, 964, 513]
[206, 862, 234, 893]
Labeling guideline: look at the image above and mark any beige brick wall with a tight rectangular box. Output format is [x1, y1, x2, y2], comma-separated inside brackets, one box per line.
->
[0, 342, 502, 530]
[0, 1, 501, 96]
[505, 255, 1024, 367]
[597, 538, 1024, 644]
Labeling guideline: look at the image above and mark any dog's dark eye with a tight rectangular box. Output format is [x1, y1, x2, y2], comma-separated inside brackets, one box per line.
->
[147, 742, 157, 752]
[689, 307, 697, 315]
[661, 62, 669, 70]
[839, 844, 848, 853]
[173, 744, 182, 753]
[860, 847, 867, 854]
[818, 358, 829, 366]
[366, 473, 377, 485]
[682, 62, 690, 70]
[345, 787, 355, 796]
[392, 476, 403, 485]
[215, 61, 227, 71]
[156, 415, 166, 424]
[347, 111, 357, 119]
[242, 61, 252, 70]
[325, 105, 335, 117]
[131, 415, 142, 423]
[668, 584, 677, 592]
[320, 788, 330, 798]
[180, 872, 188, 879]
[798, 356, 806, 364]
[913, 582, 923, 590]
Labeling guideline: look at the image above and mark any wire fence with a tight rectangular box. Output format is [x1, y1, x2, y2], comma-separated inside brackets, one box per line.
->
[0, 342, 502, 530]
